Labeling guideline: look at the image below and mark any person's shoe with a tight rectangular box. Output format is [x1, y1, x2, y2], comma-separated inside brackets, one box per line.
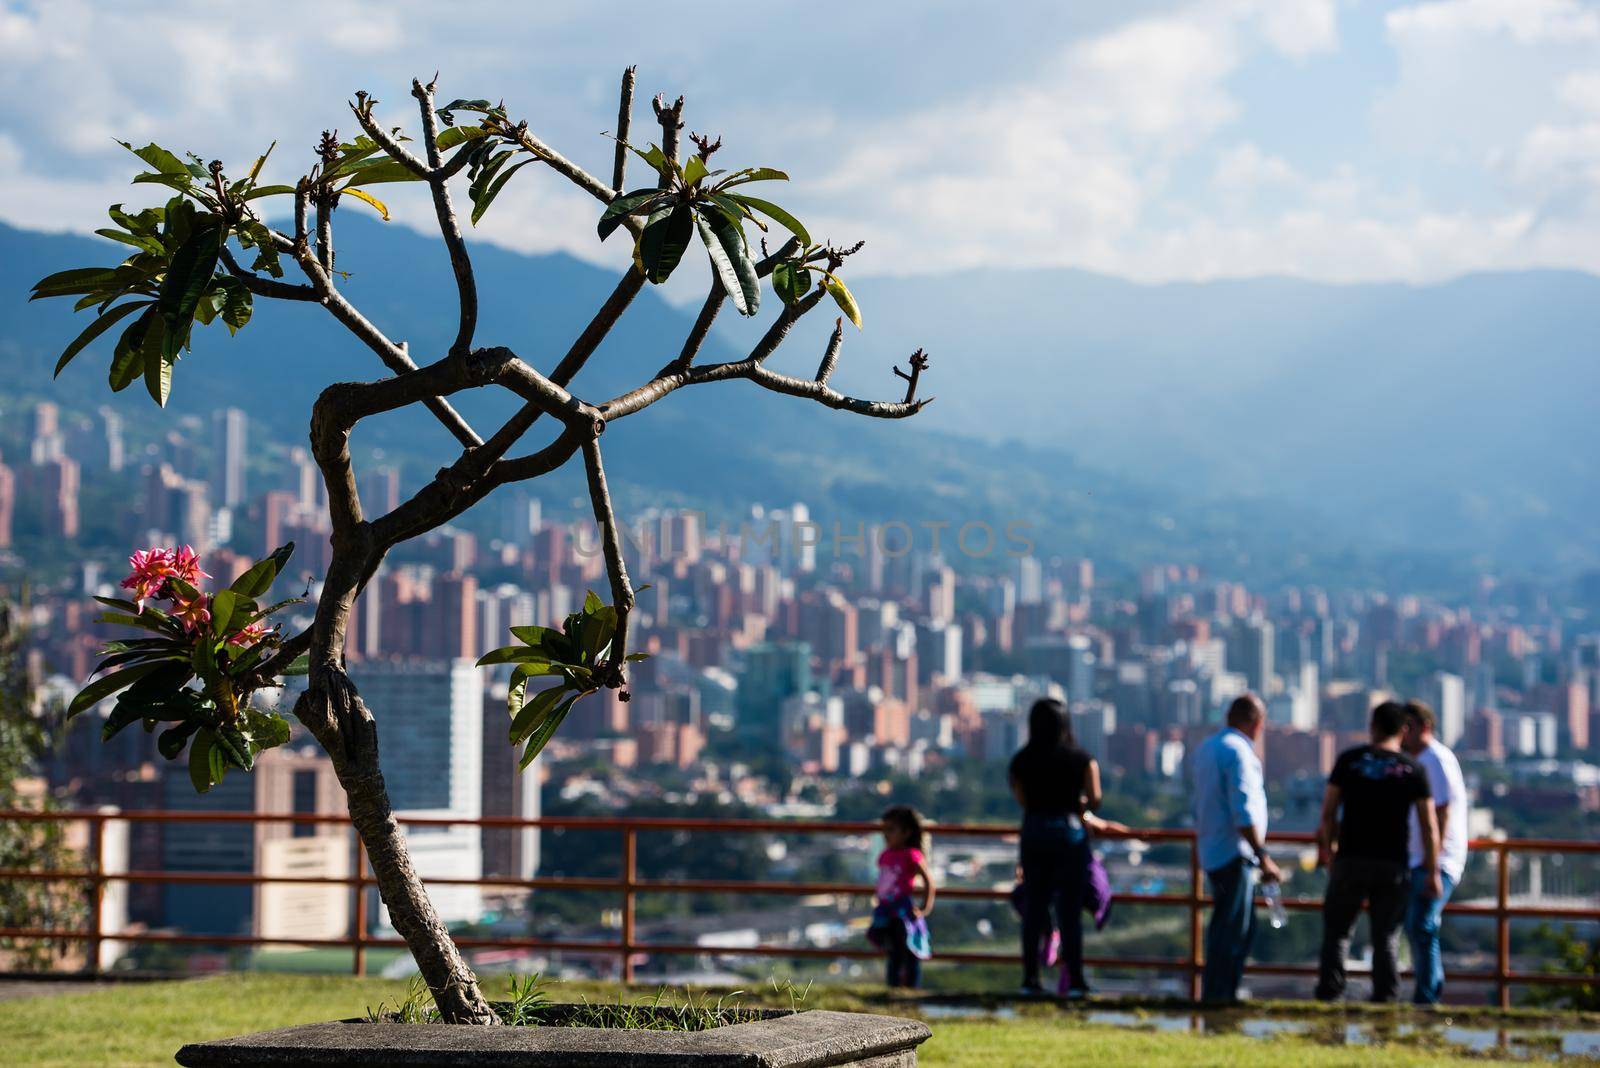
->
[1018, 983, 1045, 997]
[1065, 985, 1092, 1001]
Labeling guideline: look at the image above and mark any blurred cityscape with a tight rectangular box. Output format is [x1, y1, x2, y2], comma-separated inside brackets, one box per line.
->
[4, 397, 1597, 995]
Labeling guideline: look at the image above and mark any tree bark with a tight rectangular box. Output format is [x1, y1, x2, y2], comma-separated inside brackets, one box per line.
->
[295, 662, 498, 1024]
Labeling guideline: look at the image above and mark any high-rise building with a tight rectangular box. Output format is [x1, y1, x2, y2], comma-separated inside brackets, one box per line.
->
[481, 689, 541, 881]
[211, 407, 248, 508]
[347, 659, 485, 925]
[1231, 617, 1276, 696]
[737, 641, 813, 746]
[1424, 671, 1467, 747]
[22, 455, 80, 539]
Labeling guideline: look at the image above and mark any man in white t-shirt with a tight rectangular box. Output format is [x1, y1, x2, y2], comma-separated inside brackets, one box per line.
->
[1402, 699, 1470, 1005]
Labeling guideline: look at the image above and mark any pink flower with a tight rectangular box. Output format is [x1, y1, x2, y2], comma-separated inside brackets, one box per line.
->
[119, 546, 211, 609]
[227, 621, 271, 647]
[169, 545, 210, 587]
[169, 590, 211, 633]
[121, 548, 176, 609]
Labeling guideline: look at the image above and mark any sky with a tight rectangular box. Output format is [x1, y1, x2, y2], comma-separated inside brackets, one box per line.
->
[2, 0, 1599, 284]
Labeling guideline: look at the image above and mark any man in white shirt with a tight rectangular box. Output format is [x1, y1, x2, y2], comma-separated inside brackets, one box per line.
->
[1402, 699, 1470, 1005]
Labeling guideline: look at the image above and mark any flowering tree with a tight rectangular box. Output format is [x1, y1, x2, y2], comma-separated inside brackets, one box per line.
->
[35, 71, 931, 1023]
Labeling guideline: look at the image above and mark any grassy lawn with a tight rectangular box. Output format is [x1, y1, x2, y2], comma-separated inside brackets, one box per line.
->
[0, 974, 1583, 1067]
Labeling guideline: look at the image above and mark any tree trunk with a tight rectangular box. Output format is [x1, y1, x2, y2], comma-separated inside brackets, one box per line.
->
[295, 664, 497, 1024]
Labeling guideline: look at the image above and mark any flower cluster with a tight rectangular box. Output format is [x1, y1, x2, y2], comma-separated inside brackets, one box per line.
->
[120, 546, 210, 611]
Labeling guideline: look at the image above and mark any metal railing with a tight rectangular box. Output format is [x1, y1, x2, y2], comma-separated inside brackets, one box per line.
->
[2, 808, 1598, 1007]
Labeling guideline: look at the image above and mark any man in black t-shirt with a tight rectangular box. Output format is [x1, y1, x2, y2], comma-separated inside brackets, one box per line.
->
[1314, 700, 1441, 1002]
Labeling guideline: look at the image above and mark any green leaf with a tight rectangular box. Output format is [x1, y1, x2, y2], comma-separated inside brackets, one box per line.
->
[724, 193, 811, 247]
[476, 646, 552, 668]
[119, 141, 190, 176]
[211, 590, 238, 637]
[230, 543, 293, 598]
[719, 167, 789, 189]
[509, 684, 566, 745]
[53, 300, 151, 378]
[189, 728, 225, 793]
[214, 723, 254, 771]
[143, 322, 172, 406]
[772, 260, 810, 306]
[240, 184, 296, 201]
[68, 660, 166, 719]
[638, 203, 694, 284]
[221, 282, 251, 334]
[436, 124, 488, 151]
[695, 207, 760, 316]
[470, 158, 533, 225]
[31, 267, 120, 301]
[242, 708, 292, 750]
[437, 99, 493, 126]
[281, 654, 311, 676]
[509, 624, 560, 648]
[108, 309, 153, 391]
[826, 274, 862, 329]
[157, 720, 202, 760]
[520, 691, 581, 768]
[156, 222, 223, 360]
[340, 159, 425, 188]
[682, 156, 709, 187]
[583, 590, 604, 614]
[598, 189, 667, 241]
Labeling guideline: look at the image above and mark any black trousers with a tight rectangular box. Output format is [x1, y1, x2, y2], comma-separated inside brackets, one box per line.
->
[1019, 815, 1088, 989]
[1316, 855, 1410, 1002]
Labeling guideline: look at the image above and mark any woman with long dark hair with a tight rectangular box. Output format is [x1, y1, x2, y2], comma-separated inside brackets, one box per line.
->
[1009, 697, 1103, 997]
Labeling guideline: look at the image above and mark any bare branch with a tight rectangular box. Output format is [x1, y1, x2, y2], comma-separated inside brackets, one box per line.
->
[293, 250, 482, 448]
[672, 287, 723, 373]
[411, 78, 478, 357]
[652, 94, 685, 188]
[892, 348, 930, 404]
[602, 287, 926, 422]
[316, 197, 335, 274]
[581, 436, 635, 692]
[504, 125, 616, 206]
[611, 66, 636, 194]
[470, 267, 646, 468]
[219, 248, 318, 302]
[350, 92, 430, 178]
[815, 317, 844, 383]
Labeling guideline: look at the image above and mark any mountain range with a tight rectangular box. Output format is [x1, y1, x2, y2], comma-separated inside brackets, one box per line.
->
[3, 218, 1596, 591]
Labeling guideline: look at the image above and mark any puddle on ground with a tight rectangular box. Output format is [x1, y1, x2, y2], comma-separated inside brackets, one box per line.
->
[922, 1003, 1600, 1062]
[919, 1003, 1018, 1020]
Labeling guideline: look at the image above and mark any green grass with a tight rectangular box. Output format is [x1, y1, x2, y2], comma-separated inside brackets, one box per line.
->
[0, 974, 1585, 1067]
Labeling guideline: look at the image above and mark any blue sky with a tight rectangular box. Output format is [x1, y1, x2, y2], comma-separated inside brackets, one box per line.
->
[2, 0, 1598, 283]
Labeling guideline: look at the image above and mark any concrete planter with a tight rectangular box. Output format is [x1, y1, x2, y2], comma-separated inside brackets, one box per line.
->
[174, 1006, 932, 1067]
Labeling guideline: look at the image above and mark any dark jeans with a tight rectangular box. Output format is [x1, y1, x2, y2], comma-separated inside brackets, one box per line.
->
[885, 922, 921, 988]
[1019, 814, 1089, 989]
[1317, 855, 1410, 1002]
[1202, 856, 1257, 1004]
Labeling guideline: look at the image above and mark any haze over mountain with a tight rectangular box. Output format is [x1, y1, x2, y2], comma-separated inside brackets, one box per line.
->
[776, 267, 1600, 573]
[3, 219, 1596, 587]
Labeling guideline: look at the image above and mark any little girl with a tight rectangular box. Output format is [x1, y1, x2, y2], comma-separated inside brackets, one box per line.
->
[867, 805, 935, 988]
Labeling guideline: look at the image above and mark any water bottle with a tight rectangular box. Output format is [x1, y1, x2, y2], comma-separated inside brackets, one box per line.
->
[1261, 881, 1287, 930]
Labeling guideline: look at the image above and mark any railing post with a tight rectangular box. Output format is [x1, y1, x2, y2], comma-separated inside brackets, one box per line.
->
[1497, 843, 1511, 1010]
[352, 833, 368, 978]
[1189, 836, 1203, 1003]
[621, 826, 637, 984]
[85, 812, 105, 977]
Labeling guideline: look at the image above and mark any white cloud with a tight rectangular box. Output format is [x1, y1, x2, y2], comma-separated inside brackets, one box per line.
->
[2, 0, 1600, 286]
[1386, 0, 1600, 44]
